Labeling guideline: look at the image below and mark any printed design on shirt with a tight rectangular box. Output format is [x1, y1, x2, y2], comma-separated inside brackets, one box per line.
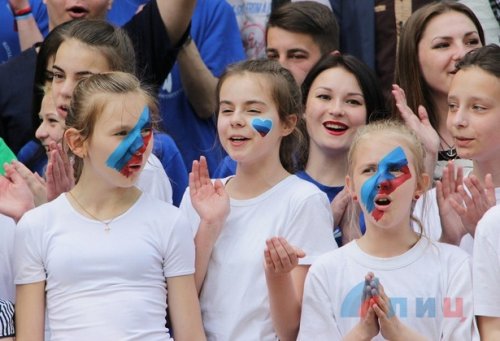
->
[251, 117, 273, 137]
[106, 106, 152, 177]
[360, 146, 411, 221]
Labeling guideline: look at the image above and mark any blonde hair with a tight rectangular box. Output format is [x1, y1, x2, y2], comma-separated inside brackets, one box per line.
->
[65, 71, 159, 181]
[347, 120, 428, 235]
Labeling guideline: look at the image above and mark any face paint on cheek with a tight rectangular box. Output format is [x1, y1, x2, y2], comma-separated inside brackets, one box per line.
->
[251, 118, 273, 137]
[360, 146, 411, 221]
[106, 106, 152, 177]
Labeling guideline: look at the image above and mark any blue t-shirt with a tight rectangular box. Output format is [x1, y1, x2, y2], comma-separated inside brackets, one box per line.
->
[107, 0, 149, 26]
[158, 0, 246, 173]
[0, 0, 48, 64]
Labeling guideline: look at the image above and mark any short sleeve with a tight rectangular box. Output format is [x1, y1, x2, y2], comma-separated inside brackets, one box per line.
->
[14, 212, 46, 285]
[281, 191, 337, 265]
[298, 261, 343, 340]
[473, 207, 500, 317]
[163, 211, 196, 278]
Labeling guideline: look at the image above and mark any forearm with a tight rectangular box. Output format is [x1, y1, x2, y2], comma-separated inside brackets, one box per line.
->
[194, 221, 220, 294]
[478, 316, 500, 341]
[9, 0, 43, 50]
[156, 0, 196, 46]
[266, 272, 301, 341]
[177, 40, 218, 120]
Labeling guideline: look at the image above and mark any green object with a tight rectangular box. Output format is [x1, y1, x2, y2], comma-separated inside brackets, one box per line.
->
[0, 138, 16, 176]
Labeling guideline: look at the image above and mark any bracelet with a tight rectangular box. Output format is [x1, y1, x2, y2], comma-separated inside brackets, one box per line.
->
[13, 5, 32, 16]
[15, 12, 33, 20]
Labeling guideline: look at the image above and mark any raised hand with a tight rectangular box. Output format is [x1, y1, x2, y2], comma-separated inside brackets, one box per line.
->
[392, 84, 439, 178]
[449, 174, 496, 237]
[372, 282, 402, 340]
[190, 156, 229, 230]
[331, 188, 362, 245]
[264, 237, 305, 277]
[0, 162, 35, 222]
[436, 162, 468, 245]
[46, 142, 75, 201]
[12, 160, 47, 206]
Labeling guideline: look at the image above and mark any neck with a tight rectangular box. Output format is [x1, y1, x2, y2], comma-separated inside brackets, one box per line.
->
[472, 159, 500, 188]
[70, 168, 141, 219]
[305, 145, 347, 186]
[433, 93, 454, 147]
[229, 157, 290, 199]
[356, 218, 419, 258]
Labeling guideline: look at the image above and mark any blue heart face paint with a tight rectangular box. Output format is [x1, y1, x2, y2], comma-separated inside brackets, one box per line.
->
[360, 146, 411, 221]
[251, 118, 273, 137]
[106, 106, 152, 177]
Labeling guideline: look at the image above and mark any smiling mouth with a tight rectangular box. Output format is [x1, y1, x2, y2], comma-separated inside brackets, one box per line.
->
[323, 122, 348, 132]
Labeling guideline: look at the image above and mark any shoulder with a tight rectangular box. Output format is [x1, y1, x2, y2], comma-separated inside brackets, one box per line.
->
[476, 205, 500, 240]
[285, 175, 330, 202]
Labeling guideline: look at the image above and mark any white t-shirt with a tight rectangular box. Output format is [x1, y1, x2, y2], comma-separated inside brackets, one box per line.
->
[180, 175, 337, 340]
[298, 238, 476, 340]
[473, 205, 500, 317]
[14, 193, 194, 340]
[0, 215, 15, 302]
[137, 153, 173, 204]
[414, 167, 500, 255]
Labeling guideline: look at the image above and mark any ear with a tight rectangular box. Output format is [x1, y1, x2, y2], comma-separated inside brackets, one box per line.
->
[345, 175, 357, 201]
[281, 114, 298, 137]
[414, 173, 430, 197]
[64, 128, 87, 158]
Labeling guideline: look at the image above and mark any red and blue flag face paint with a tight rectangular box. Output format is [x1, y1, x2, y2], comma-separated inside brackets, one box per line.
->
[251, 118, 273, 137]
[360, 146, 411, 221]
[106, 106, 152, 178]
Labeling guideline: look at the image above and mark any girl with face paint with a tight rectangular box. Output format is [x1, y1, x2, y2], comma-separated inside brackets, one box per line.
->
[14, 72, 206, 340]
[298, 120, 476, 340]
[180, 59, 337, 341]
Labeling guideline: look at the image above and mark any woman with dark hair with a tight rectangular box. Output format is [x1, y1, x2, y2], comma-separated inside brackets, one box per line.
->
[393, 1, 485, 179]
[296, 53, 388, 245]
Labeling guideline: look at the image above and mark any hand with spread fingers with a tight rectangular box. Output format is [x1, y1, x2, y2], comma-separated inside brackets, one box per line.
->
[448, 173, 496, 238]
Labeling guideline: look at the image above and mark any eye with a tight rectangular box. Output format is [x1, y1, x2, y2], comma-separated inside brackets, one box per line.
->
[115, 130, 128, 137]
[389, 165, 403, 174]
[289, 52, 307, 60]
[448, 102, 459, 113]
[472, 104, 487, 112]
[248, 108, 261, 114]
[48, 118, 60, 124]
[432, 42, 449, 49]
[52, 71, 65, 81]
[316, 94, 331, 101]
[465, 38, 480, 47]
[346, 99, 363, 106]
[266, 51, 278, 60]
[362, 166, 376, 174]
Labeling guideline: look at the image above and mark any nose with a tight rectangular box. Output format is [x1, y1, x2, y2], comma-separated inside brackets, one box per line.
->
[57, 78, 75, 100]
[377, 180, 391, 192]
[330, 99, 345, 117]
[452, 43, 468, 62]
[35, 122, 48, 140]
[449, 106, 468, 128]
[230, 110, 245, 127]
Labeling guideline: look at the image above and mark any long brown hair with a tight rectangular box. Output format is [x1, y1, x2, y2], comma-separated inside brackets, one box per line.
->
[393, 1, 485, 130]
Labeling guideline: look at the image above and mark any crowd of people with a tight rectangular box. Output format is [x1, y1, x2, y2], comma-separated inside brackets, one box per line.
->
[0, 0, 499, 340]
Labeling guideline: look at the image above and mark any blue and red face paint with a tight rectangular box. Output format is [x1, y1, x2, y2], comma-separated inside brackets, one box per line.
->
[360, 146, 411, 221]
[106, 106, 152, 178]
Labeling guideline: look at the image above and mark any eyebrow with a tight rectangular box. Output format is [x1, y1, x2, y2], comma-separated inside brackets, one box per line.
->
[431, 31, 479, 41]
[314, 87, 364, 97]
[52, 65, 95, 77]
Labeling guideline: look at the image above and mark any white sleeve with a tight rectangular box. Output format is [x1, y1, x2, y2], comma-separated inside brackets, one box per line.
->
[178, 186, 201, 237]
[162, 211, 196, 278]
[137, 153, 173, 204]
[441, 255, 475, 340]
[298, 262, 342, 341]
[473, 208, 500, 317]
[282, 192, 337, 265]
[14, 212, 46, 285]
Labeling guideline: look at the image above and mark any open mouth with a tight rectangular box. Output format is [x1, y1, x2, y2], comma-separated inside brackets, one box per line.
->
[374, 196, 391, 206]
[57, 105, 69, 118]
[323, 121, 348, 133]
[67, 6, 89, 18]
